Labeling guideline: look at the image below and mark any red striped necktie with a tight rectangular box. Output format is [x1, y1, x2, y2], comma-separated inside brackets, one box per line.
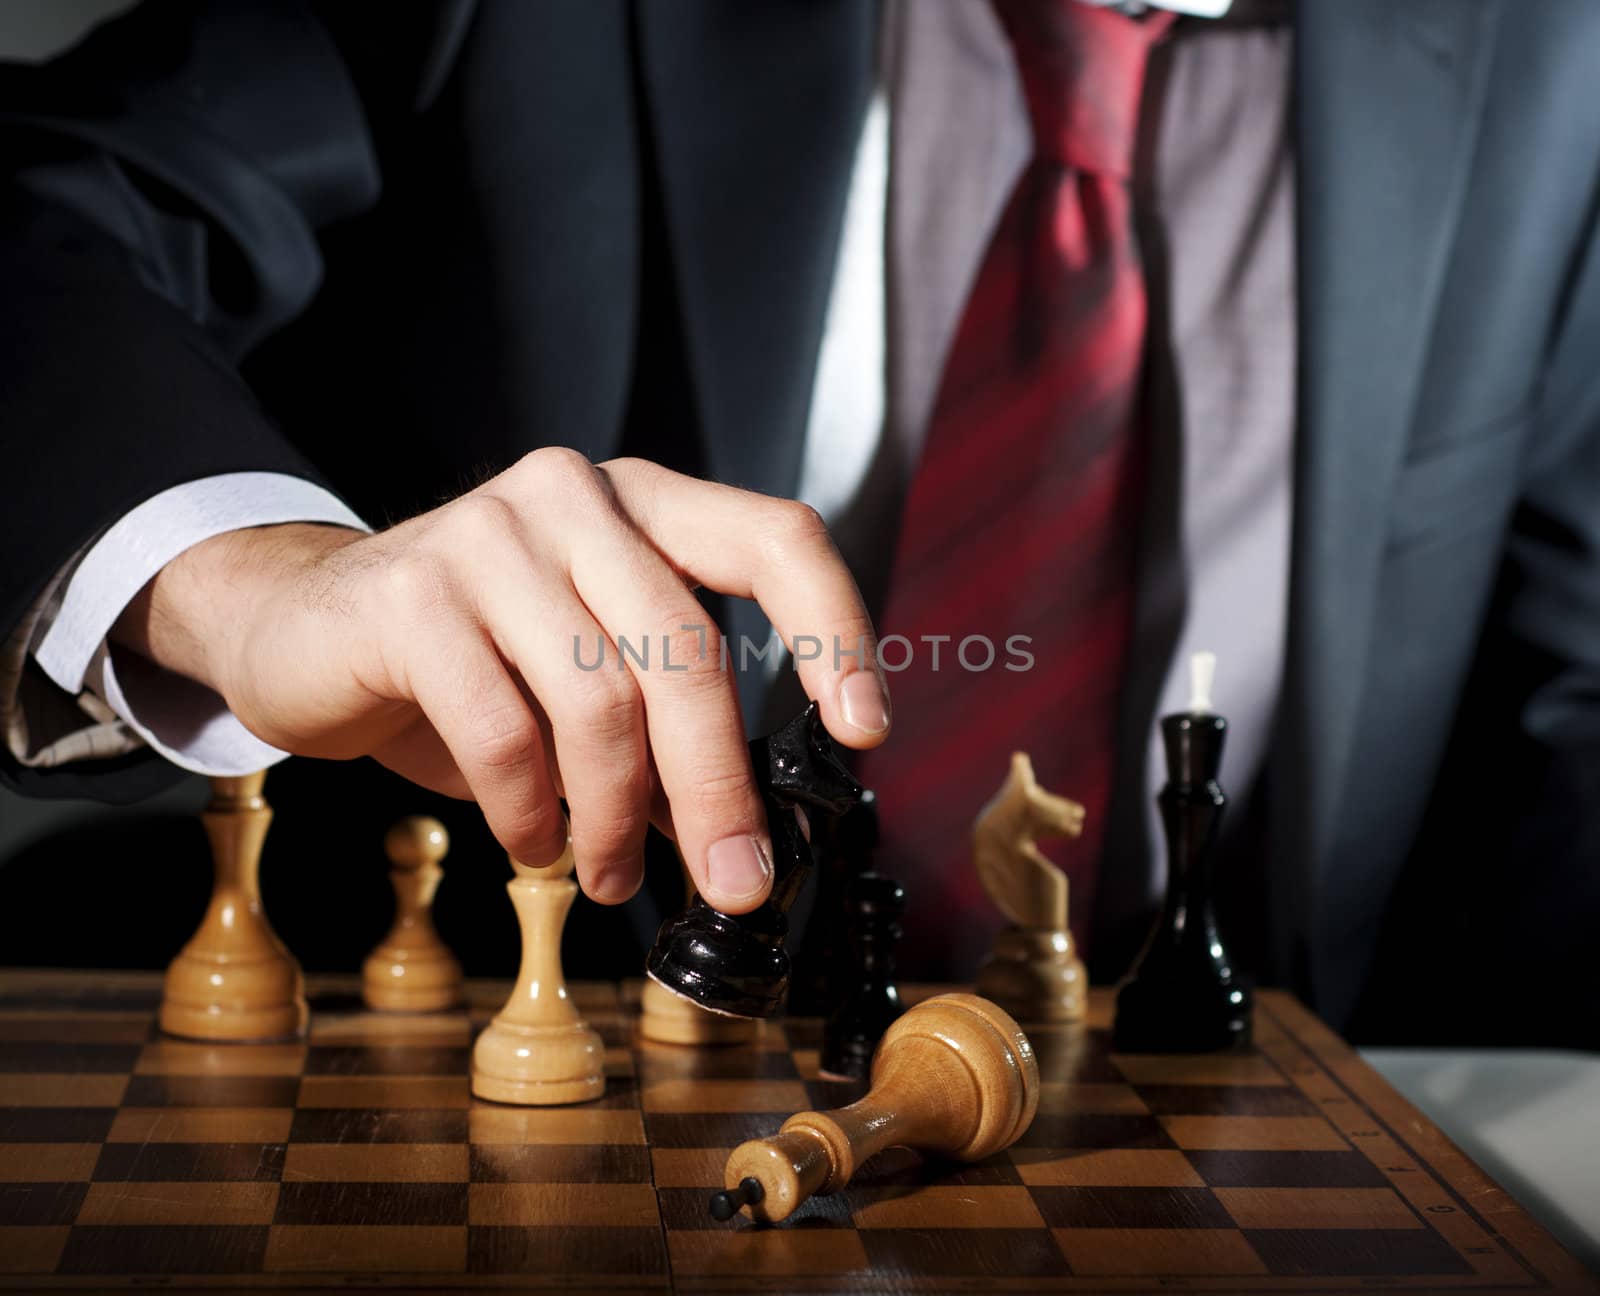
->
[858, 0, 1174, 974]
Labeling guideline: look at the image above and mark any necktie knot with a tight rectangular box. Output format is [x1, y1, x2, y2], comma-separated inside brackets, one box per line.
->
[993, 0, 1174, 179]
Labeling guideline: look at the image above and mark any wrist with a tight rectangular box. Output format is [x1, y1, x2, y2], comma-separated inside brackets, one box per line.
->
[113, 523, 364, 700]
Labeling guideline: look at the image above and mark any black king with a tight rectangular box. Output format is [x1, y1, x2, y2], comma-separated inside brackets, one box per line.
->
[1114, 653, 1253, 1052]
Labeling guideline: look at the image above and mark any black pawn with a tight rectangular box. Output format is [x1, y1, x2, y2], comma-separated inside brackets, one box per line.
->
[819, 873, 906, 1080]
[1113, 711, 1252, 1052]
[788, 790, 879, 1016]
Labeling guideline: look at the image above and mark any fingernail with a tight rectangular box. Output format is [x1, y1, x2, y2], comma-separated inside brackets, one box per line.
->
[588, 866, 643, 906]
[707, 835, 773, 904]
[839, 671, 889, 735]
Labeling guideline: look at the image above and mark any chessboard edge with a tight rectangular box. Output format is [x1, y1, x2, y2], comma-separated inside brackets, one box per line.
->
[1262, 993, 1599, 1294]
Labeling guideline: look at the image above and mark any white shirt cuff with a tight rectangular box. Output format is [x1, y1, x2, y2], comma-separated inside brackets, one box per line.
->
[33, 472, 370, 776]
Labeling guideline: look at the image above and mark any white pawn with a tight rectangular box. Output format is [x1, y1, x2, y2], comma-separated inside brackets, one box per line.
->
[362, 817, 463, 1012]
[161, 771, 307, 1042]
[471, 827, 604, 1105]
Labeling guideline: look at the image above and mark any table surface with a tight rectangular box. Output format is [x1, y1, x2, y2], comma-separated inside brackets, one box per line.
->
[0, 971, 1592, 1294]
[1364, 1047, 1600, 1276]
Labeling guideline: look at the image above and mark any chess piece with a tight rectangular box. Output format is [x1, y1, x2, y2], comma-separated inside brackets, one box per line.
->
[639, 860, 757, 1046]
[160, 771, 308, 1042]
[362, 817, 464, 1012]
[788, 790, 878, 1017]
[471, 829, 604, 1104]
[1114, 652, 1252, 1052]
[973, 753, 1089, 1023]
[710, 993, 1039, 1224]
[648, 704, 864, 1019]
[819, 872, 906, 1080]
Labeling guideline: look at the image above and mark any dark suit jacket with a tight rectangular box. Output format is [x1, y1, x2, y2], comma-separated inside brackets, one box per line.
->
[3, 0, 1597, 1044]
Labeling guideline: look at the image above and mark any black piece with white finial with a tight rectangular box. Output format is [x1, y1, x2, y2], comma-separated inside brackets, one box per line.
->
[1113, 652, 1253, 1052]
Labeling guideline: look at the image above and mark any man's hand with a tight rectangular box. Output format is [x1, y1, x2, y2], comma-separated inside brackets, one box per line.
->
[114, 451, 889, 912]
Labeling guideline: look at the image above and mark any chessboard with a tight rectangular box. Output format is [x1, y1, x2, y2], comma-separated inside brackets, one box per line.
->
[0, 971, 1591, 1293]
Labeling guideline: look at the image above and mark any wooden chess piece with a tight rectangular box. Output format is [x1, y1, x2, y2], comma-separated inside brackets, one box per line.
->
[362, 817, 464, 1012]
[649, 704, 864, 1018]
[1114, 652, 1252, 1052]
[973, 753, 1089, 1023]
[639, 860, 757, 1046]
[710, 993, 1039, 1224]
[819, 872, 905, 1080]
[160, 771, 308, 1042]
[471, 829, 604, 1104]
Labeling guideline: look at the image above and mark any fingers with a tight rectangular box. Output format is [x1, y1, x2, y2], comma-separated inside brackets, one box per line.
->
[369, 714, 474, 800]
[601, 458, 890, 749]
[355, 448, 878, 918]
[646, 751, 677, 845]
[401, 612, 568, 873]
[559, 501, 773, 914]
[472, 554, 652, 907]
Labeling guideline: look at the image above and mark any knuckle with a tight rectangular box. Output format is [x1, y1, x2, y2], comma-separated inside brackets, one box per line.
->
[448, 492, 520, 545]
[381, 551, 455, 619]
[498, 803, 567, 867]
[650, 614, 725, 683]
[465, 706, 543, 774]
[685, 763, 760, 822]
[762, 500, 832, 565]
[565, 670, 644, 746]
[569, 755, 653, 838]
[832, 612, 878, 654]
[779, 499, 830, 546]
[571, 810, 646, 866]
[515, 446, 607, 503]
[520, 445, 593, 477]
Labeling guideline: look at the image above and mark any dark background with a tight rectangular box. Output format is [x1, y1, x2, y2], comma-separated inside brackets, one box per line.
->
[0, 755, 697, 983]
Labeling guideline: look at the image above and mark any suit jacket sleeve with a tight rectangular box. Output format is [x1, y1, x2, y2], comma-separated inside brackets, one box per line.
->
[0, 0, 384, 799]
[1462, 193, 1600, 1004]
[1502, 209, 1600, 782]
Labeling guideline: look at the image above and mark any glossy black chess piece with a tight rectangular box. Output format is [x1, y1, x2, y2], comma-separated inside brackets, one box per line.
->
[647, 704, 864, 1018]
[819, 872, 906, 1080]
[1113, 709, 1253, 1052]
[787, 790, 878, 1017]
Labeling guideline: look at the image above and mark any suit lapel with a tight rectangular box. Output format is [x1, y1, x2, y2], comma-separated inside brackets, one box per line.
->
[415, 0, 480, 111]
[633, 0, 876, 503]
[1277, 0, 1498, 985]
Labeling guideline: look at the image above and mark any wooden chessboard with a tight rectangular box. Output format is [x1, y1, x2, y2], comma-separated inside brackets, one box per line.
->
[0, 971, 1591, 1293]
